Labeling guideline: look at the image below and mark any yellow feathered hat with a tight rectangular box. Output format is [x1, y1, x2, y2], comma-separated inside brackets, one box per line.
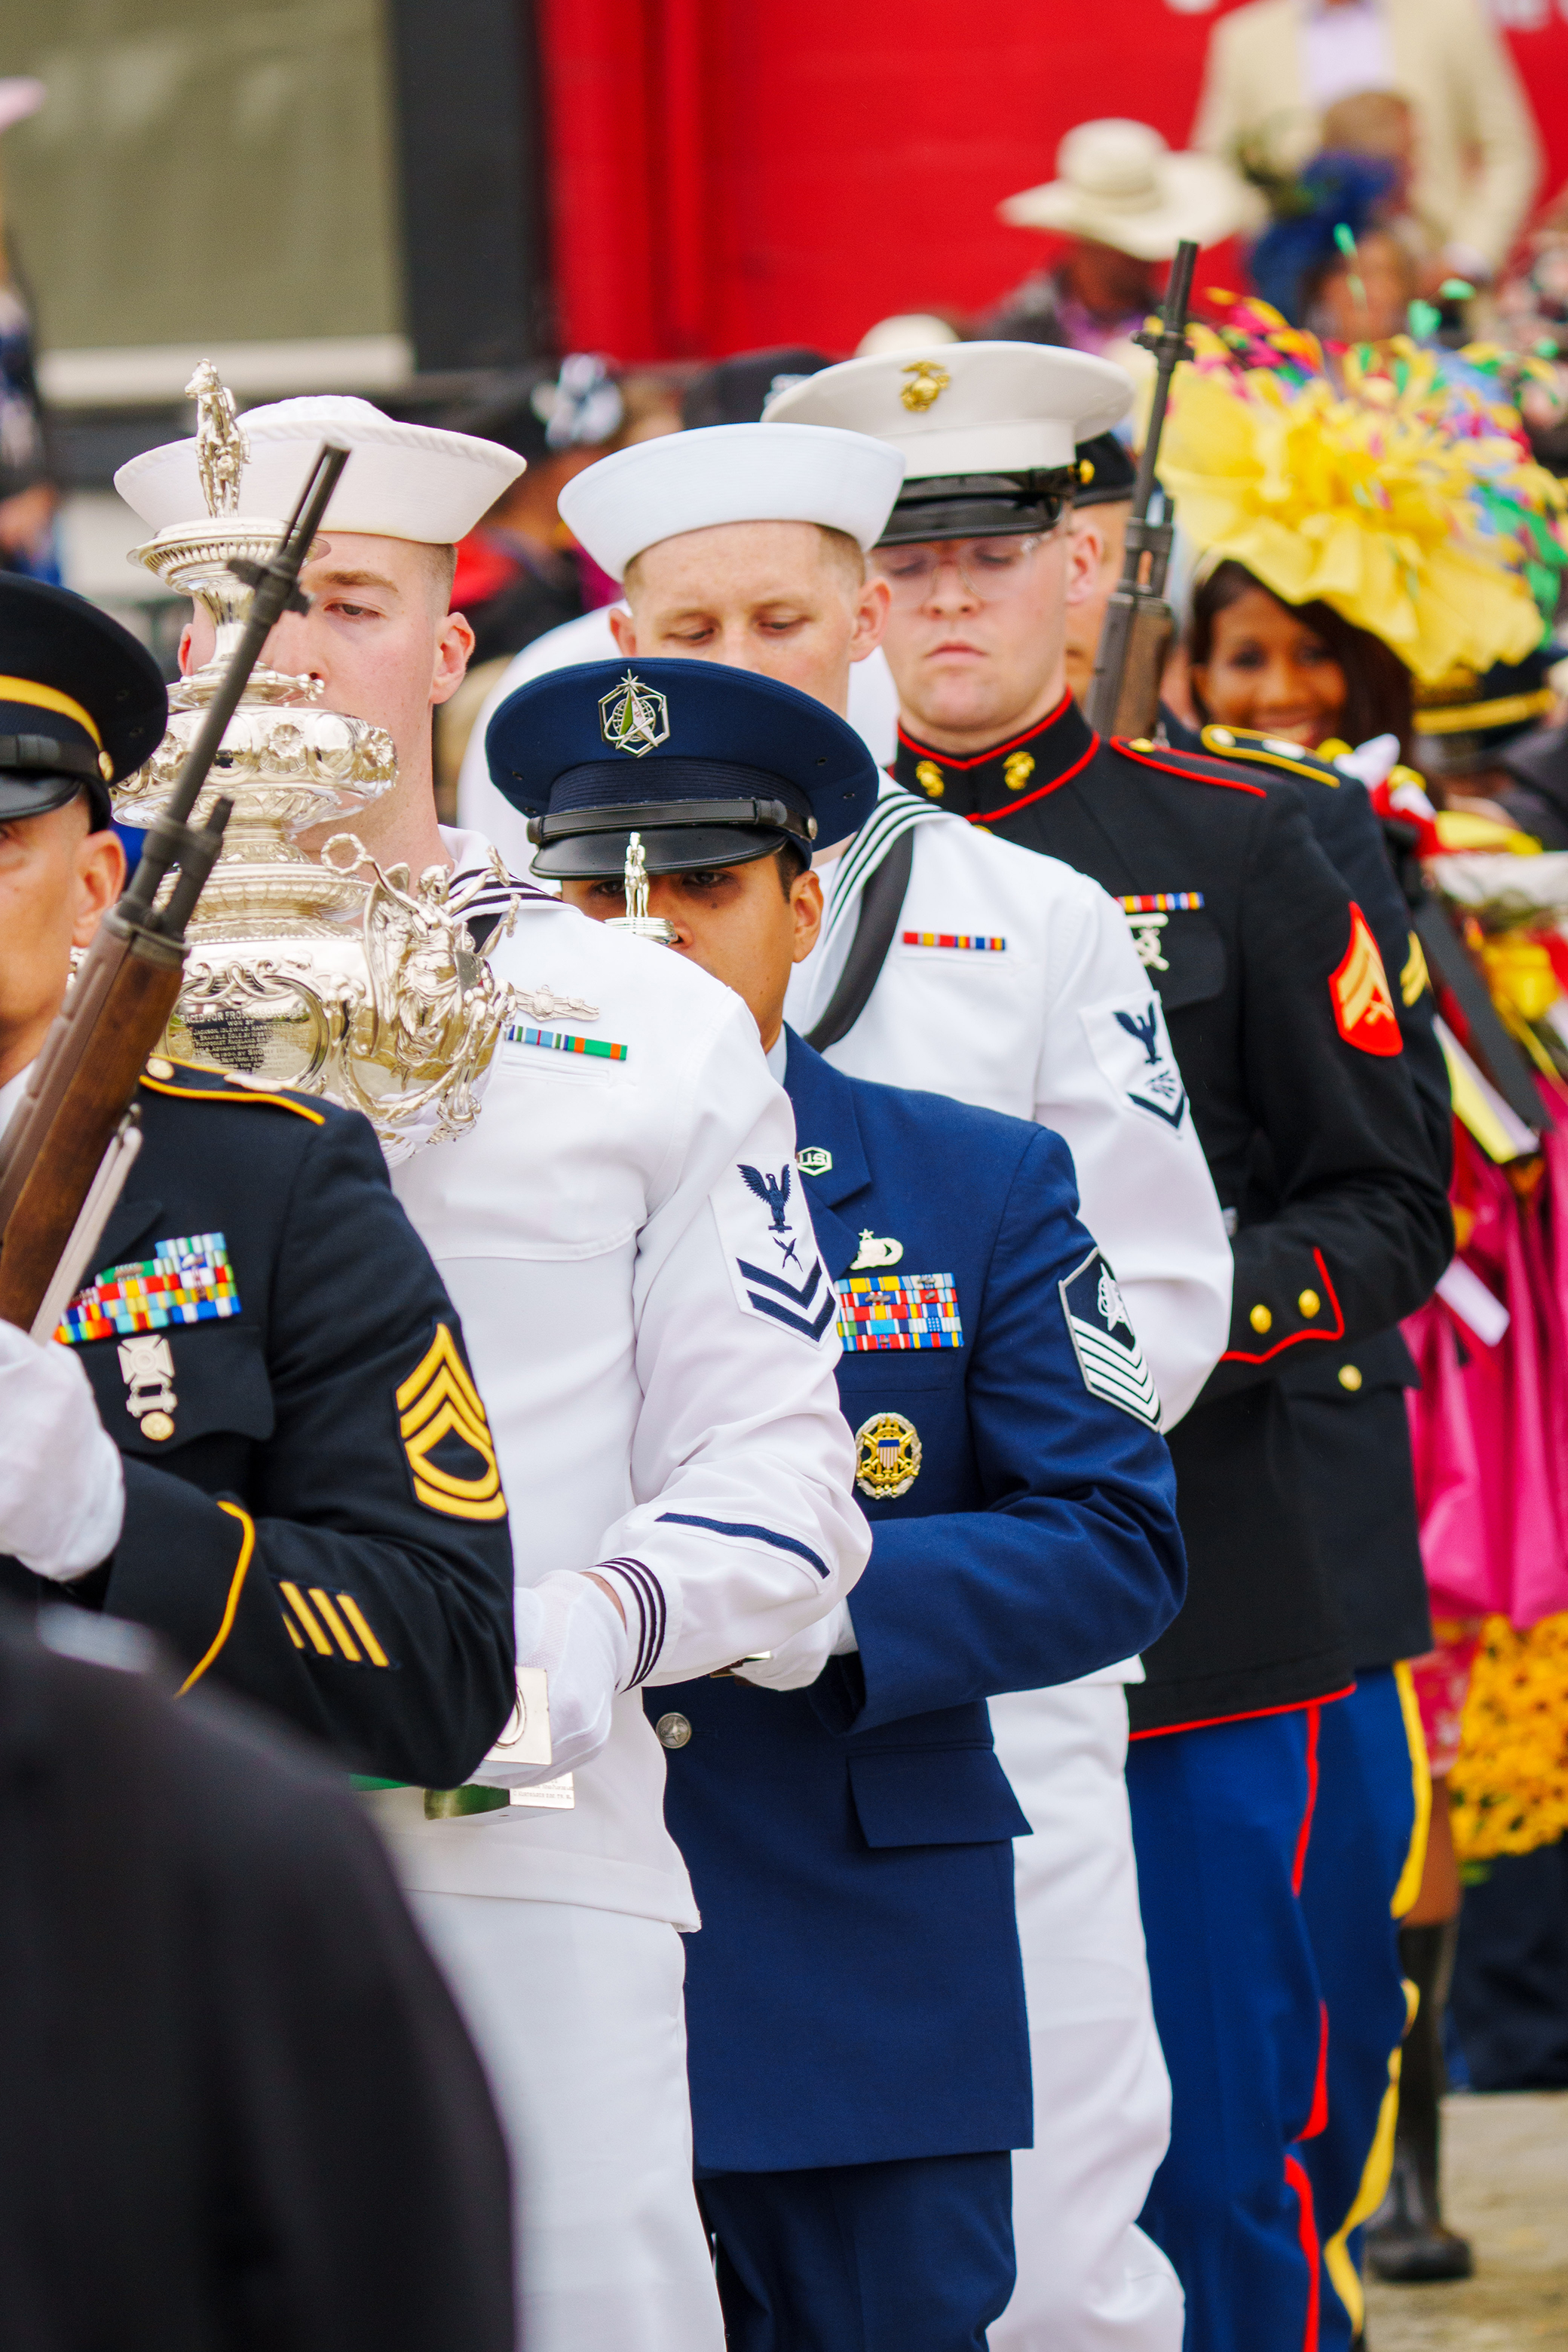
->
[1159, 300, 1567, 687]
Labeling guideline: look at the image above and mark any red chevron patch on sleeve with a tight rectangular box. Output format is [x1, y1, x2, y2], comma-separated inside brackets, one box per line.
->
[1330, 904, 1402, 1056]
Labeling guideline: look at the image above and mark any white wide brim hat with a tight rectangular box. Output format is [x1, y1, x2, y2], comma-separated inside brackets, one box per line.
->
[1000, 117, 1248, 262]
[0, 78, 44, 136]
[116, 394, 524, 544]
[764, 342, 1133, 481]
[558, 422, 906, 581]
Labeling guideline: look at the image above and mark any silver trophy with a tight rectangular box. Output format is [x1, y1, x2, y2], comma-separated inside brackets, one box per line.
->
[605, 831, 677, 945]
[112, 363, 517, 1153]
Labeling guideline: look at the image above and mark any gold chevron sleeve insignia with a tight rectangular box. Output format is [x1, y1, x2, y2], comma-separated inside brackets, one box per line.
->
[396, 1324, 507, 1521]
[1399, 930, 1430, 1008]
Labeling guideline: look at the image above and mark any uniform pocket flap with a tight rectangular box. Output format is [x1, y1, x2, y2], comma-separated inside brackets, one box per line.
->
[847, 1744, 1031, 1849]
[78, 1322, 275, 1454]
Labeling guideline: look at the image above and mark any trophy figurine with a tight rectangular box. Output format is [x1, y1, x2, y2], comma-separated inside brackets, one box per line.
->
[605, 831, 677, 945]
[112, 364, 517, 1153]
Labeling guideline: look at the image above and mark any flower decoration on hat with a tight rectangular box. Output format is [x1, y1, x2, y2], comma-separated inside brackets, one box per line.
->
[1159, 297, 1568, 685]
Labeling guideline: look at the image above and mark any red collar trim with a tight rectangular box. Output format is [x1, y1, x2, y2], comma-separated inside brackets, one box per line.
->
[1113, 738, 1266, 798]
[896, 688, 1076, 773]
[964, 729, 1100, 823]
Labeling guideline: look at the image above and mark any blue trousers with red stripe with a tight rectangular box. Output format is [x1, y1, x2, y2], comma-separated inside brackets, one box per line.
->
[1297, 1669, 1422, 2351]
[1128, 1709, 1328, 2352]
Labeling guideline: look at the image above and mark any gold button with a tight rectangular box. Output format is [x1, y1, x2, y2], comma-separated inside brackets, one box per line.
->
[914, 759, 945, 799]
[1249, 1304, 1272, 1334]
[1003, 750, 1036, 792]
[145, 1055, 174, 1080]
[139, 1410, 176, 1442]
[655, 1713, 692, 1750]
[1337, 1364, 1363, 1392]
[1298, 1289, 1321, 1318]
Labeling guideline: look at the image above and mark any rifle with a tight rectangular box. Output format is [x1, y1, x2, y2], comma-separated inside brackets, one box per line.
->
[0, 440, 350, 1340]
[1084, 238, 1199, 743]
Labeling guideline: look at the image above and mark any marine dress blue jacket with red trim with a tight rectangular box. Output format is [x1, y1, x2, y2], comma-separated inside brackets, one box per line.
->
[894, 696, 1451, 1732]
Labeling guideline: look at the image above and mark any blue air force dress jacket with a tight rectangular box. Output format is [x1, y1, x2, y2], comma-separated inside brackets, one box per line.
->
[0, 1064, 515, 1790]
[893, 699, 1452, 1732]
[654, 1034, 1187, 2174]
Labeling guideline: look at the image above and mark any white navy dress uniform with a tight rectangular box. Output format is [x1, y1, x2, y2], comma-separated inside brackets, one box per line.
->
[752, 363, 1234, 2350]
[117, 401, 870, 2352]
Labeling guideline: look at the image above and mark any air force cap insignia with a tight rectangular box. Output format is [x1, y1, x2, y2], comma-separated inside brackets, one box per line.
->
[1059, 1248, 1161, 1429]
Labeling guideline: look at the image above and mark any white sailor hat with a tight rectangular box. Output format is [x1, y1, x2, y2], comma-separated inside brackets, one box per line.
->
[115, 394, 523, 544]
[764, 343, 1132, 543]
[556, 421, 905, 583]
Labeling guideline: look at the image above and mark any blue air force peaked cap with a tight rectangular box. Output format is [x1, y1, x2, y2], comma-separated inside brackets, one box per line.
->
[0, 575, 167, 829]
[485, 657, 881, 878]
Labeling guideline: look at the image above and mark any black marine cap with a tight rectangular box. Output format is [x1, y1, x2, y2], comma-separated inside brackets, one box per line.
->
[1073, 431, 1138, 508]
[0, 575, 167, 830]
[681, 348, 835, 430]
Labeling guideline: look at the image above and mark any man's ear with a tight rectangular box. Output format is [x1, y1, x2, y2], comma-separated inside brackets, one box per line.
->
[73, 826, 126, 946]
[1063, 518, 1101, 610]
[849, 572, 890, 663]
[608, 605, 638, 656]
[790, 867, 824, 963]
[431, 608, 476, 707]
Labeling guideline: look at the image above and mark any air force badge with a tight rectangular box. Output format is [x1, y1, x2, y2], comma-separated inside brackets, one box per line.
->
[1080, 994, 1188, 1130]
[1059, 1248, 1161, 1429]
[599, 671, 670, 758]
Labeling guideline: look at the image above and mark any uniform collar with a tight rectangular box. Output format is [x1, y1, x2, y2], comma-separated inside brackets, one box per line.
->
[892, 690, 1099, 822]
[779, 1027, 873, 1280]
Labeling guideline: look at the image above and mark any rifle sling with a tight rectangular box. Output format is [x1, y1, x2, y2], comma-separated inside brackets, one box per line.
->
[1413, 893, 1552, 1135]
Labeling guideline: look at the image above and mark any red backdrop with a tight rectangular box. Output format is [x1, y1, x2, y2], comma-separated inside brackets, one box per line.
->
[536, 0, 1568, 363]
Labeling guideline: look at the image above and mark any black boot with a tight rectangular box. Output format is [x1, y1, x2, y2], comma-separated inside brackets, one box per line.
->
[1364, 1922, 1474, 2283]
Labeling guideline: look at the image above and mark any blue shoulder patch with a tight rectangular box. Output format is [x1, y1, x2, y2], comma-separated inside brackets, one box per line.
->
[1058, 1248, 1161, 1429]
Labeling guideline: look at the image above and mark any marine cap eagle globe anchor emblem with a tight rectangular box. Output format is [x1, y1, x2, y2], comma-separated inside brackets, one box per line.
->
[900, 360, 951, 415]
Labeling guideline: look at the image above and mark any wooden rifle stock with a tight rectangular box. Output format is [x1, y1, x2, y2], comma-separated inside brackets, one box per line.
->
[0, 439, 350, 1335]
[1084, 240, 1198, 744]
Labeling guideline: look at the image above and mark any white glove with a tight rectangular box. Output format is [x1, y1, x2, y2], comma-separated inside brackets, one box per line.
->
[470, 1570, 635, 1787]
[733, 1599, 858, 1692]
[0, 1321, 124, 1580]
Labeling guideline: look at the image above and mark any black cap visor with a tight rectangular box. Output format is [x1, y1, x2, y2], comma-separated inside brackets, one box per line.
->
[533, 820, 793, 880]
[878, 469, 1078, 547]
[0, 770, 105, 827]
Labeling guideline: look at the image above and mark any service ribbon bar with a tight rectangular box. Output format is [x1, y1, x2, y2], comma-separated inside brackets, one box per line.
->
[504, 1021, 629, 1061]
[902, 931, 1006, 952]
[57, 1232, 240, 1345]
[835, 1271, 963, 1352]
[1117, 892, 1205, 914]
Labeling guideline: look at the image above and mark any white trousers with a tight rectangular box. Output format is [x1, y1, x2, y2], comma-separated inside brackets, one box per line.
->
[988, 1683, 1185, 2352]
[411, 1892, 724, 2352]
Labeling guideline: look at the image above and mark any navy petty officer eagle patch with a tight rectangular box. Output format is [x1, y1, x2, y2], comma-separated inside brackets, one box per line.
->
[1059, 1249, 1162, 1429]
[712, 1159, 836, 1345]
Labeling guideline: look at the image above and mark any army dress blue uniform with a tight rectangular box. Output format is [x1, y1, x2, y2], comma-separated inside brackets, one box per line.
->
[656, 1031, 1187, 2352]
[1, 1059, 516, 1791]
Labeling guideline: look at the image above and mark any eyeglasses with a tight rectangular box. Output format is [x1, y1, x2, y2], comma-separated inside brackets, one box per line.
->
[870, 534, 1055, 609]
